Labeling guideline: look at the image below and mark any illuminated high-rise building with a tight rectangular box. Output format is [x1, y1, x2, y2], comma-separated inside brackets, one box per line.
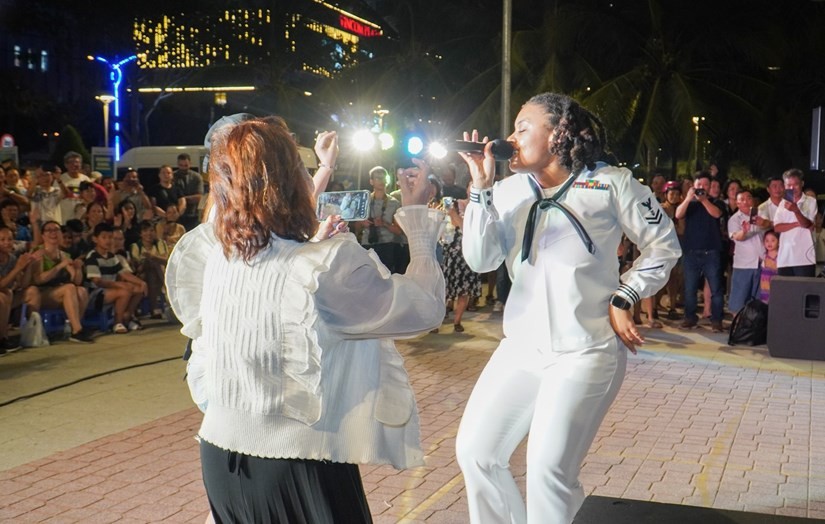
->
[133, 1, 386, 79]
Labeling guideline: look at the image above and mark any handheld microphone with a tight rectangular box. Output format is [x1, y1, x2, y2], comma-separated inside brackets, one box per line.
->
[452, 139, 515, 160]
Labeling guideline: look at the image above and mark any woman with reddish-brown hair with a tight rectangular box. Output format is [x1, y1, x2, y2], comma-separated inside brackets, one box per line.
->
[166, 116, 446, 523]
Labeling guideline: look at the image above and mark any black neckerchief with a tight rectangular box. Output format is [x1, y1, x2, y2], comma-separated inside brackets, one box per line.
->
[521, 172, 596, 263]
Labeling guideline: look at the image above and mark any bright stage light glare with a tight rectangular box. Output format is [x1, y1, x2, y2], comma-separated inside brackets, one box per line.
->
[353, 129, 376, 152]
[428, 142, 448, 159]
[407, 136, 424, 155]
[378, 132, 394, 151]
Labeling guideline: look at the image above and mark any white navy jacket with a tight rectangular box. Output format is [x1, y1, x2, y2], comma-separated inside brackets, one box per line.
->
[463, 164, 681, 350]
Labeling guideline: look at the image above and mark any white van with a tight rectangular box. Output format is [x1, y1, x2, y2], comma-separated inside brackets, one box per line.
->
[117, 144, 318, 189]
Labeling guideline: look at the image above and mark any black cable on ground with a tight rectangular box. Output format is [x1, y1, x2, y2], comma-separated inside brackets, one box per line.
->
[0, 355, 182, 408]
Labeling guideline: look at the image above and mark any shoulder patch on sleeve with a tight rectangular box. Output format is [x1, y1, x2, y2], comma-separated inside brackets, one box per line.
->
[636, 196, 663, 225]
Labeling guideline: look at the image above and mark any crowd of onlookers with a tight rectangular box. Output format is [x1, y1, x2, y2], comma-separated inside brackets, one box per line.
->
[0, 151, 203, 353]
[3, 149, 816, 352]
[356, 161, 824, 337]
[627, 165, 821, 333]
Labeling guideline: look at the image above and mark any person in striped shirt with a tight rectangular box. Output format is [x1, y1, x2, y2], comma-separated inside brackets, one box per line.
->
[85, 223, 147, 334]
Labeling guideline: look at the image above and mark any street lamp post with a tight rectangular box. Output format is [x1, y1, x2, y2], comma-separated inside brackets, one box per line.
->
[88, 54, 141, 161]
[96, 94, 115, 147]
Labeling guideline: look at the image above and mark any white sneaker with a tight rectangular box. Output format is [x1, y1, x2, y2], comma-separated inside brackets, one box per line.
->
[128, 320, 144, 331]
[113, 323, 128, 334]
[492, 301, 504, 312]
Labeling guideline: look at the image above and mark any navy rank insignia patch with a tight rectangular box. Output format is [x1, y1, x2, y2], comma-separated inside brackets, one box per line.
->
[636, 197, 663, 225]
[572, 179, 609, 191]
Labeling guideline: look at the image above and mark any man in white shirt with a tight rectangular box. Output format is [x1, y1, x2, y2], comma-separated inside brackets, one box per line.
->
[757, 176, 784, 229]
[727, 189, 764, 313]
[773, 169, 817, 277]
[60, 151, 90, 222]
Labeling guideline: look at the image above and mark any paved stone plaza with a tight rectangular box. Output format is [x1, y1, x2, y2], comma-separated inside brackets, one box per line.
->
[1, 310, 824, 522]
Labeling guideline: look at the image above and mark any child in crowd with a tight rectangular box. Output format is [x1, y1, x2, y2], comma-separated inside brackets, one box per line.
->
[0, 226, 39, 352]
[63, 219, 89, 260]
[111, 227, 134, 272]
[85, 223, 147, 334]
[759, 230, 779, 304]
[130, 220, 169, 319]
[155, 203, 186, 249]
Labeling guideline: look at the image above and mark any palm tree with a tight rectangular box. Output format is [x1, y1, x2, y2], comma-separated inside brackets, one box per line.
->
[581, 0, 778, 176]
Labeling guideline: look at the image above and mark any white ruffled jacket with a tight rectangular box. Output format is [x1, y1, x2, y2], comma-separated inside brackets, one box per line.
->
[166, 206, 445, 469]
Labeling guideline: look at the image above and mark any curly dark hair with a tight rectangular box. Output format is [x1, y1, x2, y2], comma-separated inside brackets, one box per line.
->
[208, 116, 317, 262]
[525, 92, 607, 175]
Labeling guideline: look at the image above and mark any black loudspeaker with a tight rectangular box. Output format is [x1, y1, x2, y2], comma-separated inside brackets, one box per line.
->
[767, 276, 825, 361]
[812, 106, 824, 171]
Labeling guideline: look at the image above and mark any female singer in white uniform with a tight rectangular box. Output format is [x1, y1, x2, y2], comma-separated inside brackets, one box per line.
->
[455, 92, 681, 523]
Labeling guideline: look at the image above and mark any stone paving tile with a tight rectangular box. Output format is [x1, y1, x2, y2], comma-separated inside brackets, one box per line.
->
[3, 320, 825, 521]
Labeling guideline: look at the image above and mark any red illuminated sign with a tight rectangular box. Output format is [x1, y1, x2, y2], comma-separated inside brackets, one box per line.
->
[339, 15, 381, 37]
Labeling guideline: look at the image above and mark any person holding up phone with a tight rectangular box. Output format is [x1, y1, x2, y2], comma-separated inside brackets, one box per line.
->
[166, 116, 445, 524]
[727, 189, 764, 313]
[772, 168, 817, 277]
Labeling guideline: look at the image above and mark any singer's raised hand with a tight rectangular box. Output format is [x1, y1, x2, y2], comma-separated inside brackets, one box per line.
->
[458, 130, 496, 189]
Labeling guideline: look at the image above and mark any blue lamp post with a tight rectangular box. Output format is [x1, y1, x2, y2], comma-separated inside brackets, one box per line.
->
[88, 54, 139, 161]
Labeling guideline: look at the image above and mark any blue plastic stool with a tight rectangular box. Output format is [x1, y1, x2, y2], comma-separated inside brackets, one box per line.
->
[19, 304, 67, 337]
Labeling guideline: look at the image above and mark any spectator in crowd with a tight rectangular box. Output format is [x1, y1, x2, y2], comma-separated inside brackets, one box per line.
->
[173, 153, 204, 230]
[650, 173, 666, 202]
[155, 203, 186, 249]
[659, 181, 684, 318]
[59, 151, 90, 221]
[111, 227, 134, 272]
[149, 165, 185, 218]
[109, 169, 153, 221]
[31, 220, 94, 343]
[439, 192, 480, 333]
[0, 226, 38, 352]
[358, 166, 403, 272]
[759, 230, 780, 303]
[773, 169, 817, 277]
[723, 180, 742, 216]
[100, 176, 116, 194]
[3, 167, 28, 196]
[440, 164, 468, 200]
[0, 199, 31, 252]
[113, 200, 141, 248]
[62, 219, 88, 260]
[81, 202, 107, 248]
[675, 172, 726, 331]
[757, 176, 785, 229]
[727, 189, 763, 312]
[0, 168, 29, 209]
[130, 220, 168, 319]
[815, 209, 825, 275]
[85, 223, 147, 334]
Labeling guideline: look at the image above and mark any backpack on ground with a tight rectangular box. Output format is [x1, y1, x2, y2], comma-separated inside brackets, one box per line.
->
[728, 299, 768, 346]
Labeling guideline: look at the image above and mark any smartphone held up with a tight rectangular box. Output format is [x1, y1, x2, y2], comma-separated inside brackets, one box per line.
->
[316, 190, 370, 221]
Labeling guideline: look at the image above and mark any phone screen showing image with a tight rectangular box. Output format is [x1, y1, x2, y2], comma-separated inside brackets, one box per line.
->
[316, 190, 370, 221]
[784, 189, 795, 202]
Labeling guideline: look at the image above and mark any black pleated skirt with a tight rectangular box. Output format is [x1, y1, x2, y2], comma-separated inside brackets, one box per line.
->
[200, 439, 373, 524]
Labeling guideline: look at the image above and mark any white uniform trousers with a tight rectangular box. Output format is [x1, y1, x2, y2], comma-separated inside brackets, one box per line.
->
[456, 336, 627, 524]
